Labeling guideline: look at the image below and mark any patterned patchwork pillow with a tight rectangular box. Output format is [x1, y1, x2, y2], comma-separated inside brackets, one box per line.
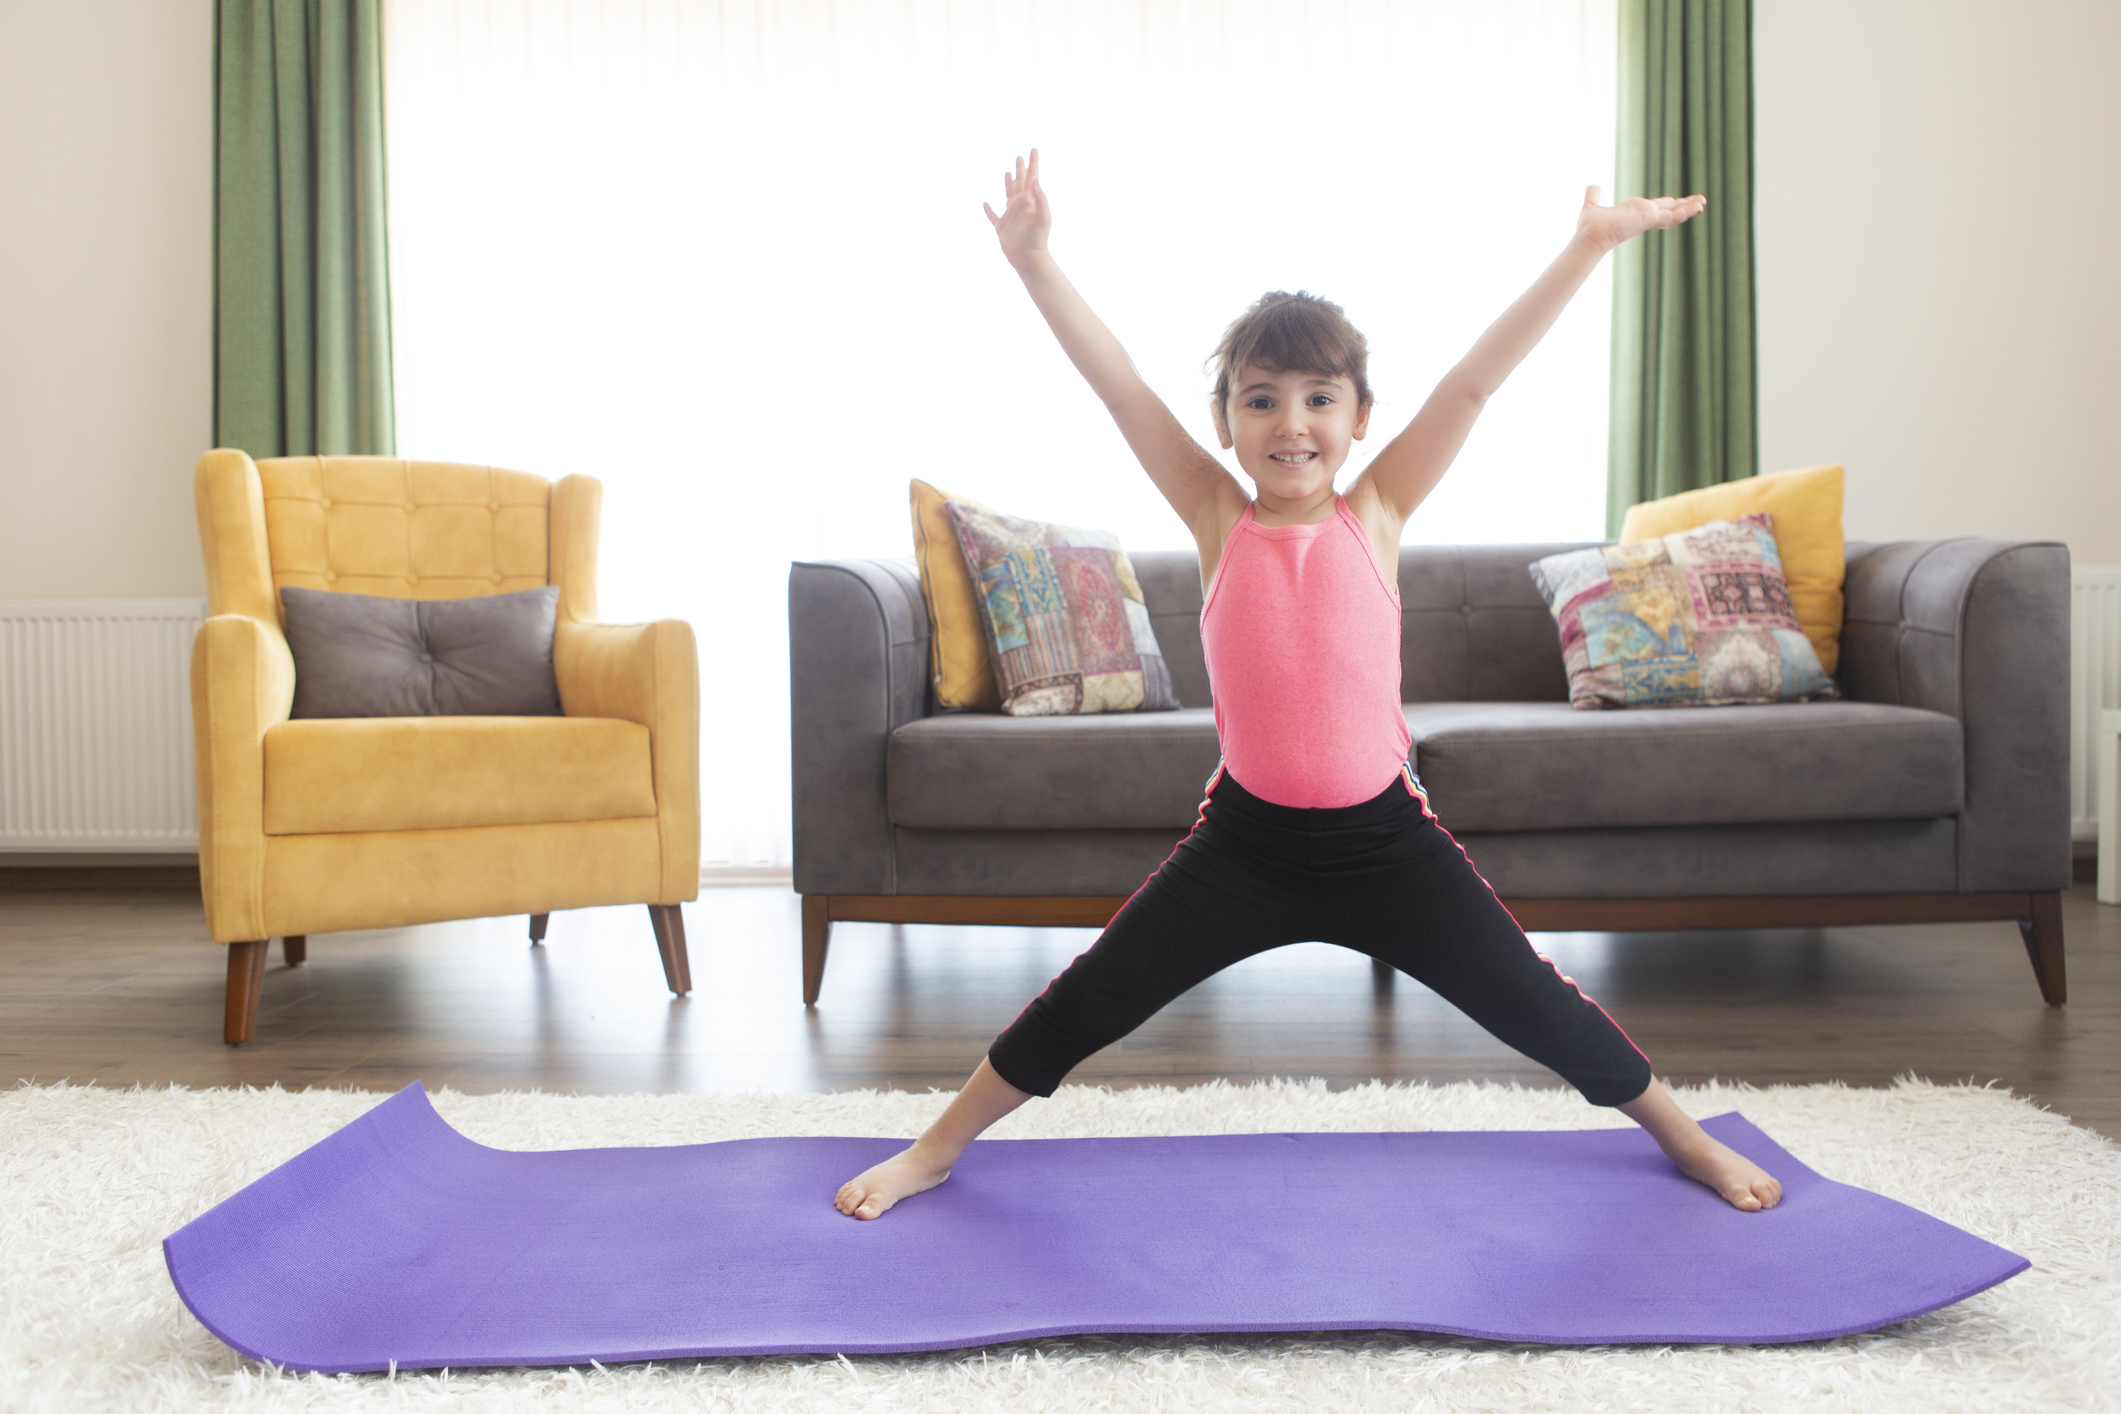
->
[944, 501, 1180, 716]
[1528, 513, 1839, 710]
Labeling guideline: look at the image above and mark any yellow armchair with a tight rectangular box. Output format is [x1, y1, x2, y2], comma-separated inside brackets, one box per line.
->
[191, 451, 700, 1043]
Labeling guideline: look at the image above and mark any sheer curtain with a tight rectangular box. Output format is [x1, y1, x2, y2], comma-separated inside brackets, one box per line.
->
[384, 0, 1617, 872]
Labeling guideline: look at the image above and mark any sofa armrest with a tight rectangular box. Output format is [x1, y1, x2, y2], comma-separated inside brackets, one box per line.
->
[1841, 538, 2071, 892]
[554, 618, 700, 902]
[789, 558, 931, 895]
[191, 613, 296, 941]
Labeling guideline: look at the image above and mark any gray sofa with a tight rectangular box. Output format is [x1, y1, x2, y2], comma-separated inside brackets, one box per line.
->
[789, 539, 2071, 1008]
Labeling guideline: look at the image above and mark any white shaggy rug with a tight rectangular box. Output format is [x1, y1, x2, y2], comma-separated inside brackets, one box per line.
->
[3, 1077, 2116, 1413]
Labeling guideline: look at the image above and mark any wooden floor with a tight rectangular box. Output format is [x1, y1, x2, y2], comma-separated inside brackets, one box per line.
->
[5, 881, 2117, 1140]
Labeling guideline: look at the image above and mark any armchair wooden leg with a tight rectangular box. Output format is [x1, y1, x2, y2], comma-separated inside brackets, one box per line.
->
[225, 940, 269, 1045]
[2019, 890, 2067, 1006]
[282, 935, 306, 967]
[529, 913, 550, 944]
[646, 905, 692, 995]
[802, 894, 831, 1006]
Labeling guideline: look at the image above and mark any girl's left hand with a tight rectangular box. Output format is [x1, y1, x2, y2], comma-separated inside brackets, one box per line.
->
[1576, 185, 1707, 252]
[984, 149, 1053, 269]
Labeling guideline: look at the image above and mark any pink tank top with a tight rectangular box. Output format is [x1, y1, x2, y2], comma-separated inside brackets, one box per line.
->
[1200, 496, 1411, 808]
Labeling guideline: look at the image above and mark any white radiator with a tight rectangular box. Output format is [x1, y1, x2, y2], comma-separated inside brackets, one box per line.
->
[0, 599, 207, 852]
[2073, 567, 2121, 842]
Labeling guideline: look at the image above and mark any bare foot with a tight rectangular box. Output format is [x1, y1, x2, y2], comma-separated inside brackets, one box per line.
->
[832, 1059, 1034, 1220]
[1617, 1077, 1783, 1212]
[1665, 1131, 1784, 1212]
[835, 1143, 954, 1220]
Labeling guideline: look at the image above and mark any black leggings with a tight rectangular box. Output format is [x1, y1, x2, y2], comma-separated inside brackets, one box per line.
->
[988, 765, 1654, 1107]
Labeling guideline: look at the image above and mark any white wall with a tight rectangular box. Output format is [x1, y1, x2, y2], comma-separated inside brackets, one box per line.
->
[0, 1, 2113, 600]
[0, 0, 212, 600]
[1755, 0, 2121, 564]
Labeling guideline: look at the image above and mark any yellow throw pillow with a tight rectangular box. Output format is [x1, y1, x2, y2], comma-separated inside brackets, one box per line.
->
[910, 479, 999, 710]
[1619, 464, 1846, 674]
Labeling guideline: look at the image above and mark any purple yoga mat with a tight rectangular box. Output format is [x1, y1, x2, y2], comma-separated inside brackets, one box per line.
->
[164, 1084, 2025, 1371]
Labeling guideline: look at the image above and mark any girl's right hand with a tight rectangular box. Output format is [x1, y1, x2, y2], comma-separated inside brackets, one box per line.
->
[983, 149, 1051, 268]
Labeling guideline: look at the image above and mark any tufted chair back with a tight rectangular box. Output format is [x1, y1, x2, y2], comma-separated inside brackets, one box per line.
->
[260, 457, 551, 600]
[196, 452, 602, 630]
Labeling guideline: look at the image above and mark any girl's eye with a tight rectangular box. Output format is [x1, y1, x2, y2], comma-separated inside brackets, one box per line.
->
[1309, 395, 1333, 406]
[1247, 398, 1272, 410]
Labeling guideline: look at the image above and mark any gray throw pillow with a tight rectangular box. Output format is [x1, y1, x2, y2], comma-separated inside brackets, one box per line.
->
[282, 585, 564, 719]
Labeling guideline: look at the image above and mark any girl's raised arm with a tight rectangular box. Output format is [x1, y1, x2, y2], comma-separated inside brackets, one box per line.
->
[1347, 186, 1707, 534]
[986, 151, 1246, 552]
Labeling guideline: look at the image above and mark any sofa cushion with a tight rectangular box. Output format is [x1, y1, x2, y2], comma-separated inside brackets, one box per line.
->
[1129, 543, 1597, 709]
[263, 716, 656, 835]
[889, 708, 1222, 830]
[1397, 545, 1584, 704]
[1407, 701, 1962, 833]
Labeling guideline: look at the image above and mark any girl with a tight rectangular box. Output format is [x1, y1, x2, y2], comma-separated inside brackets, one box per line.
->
[836, 150, 1781, 1220]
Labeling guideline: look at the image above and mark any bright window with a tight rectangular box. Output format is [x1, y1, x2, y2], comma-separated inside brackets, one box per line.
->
[385, 0, 1618, 868]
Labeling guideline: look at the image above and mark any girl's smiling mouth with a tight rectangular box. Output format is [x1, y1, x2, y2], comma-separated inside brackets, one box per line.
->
[1270, 451, 1317, 464]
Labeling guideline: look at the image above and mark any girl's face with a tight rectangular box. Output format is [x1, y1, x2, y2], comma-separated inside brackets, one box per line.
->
[1217, 363, 1370, 502]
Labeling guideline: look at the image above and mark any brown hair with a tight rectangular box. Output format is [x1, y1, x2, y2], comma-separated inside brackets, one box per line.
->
[1207, 290, 1373, 437]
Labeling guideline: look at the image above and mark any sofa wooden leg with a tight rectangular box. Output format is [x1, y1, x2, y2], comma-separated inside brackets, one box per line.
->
[647, 905, 692, 995]
[528, 913, 550, 944]
[2018, 891, 2067, 1006]
[281, 935, 306, 967]
[225, 940, 269, 1045]
[802, 895, 831, 1006]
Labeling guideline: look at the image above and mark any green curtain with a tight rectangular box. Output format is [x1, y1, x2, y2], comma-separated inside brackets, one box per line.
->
[214, 0, 394, 458]
[1606, 0, 1754, 534]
